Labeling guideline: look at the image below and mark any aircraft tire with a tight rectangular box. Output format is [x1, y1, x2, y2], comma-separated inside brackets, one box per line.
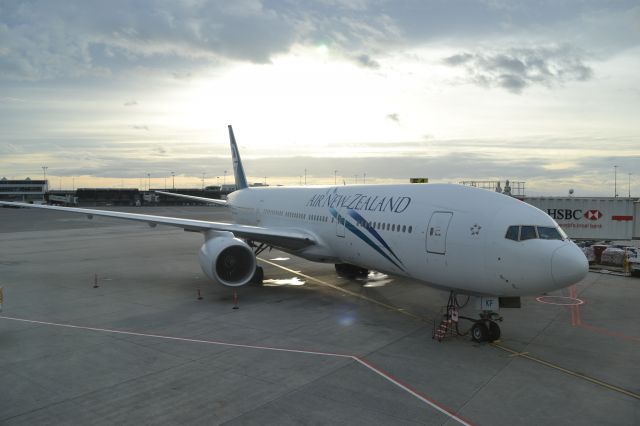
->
[335, 263, 368, 278]
[250, 266, 264, 286]
[488, 321, 501, 342]
[471, 322, 489, 343]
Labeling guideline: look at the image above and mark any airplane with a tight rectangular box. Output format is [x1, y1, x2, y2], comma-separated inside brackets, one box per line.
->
[0, 125, 588, 342]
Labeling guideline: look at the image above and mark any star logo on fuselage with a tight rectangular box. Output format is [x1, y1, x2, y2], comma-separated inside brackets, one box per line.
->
[470, 224, 482, 236]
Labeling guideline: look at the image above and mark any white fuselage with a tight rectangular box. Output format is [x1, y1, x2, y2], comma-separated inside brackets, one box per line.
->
[227, 183, 588, 297]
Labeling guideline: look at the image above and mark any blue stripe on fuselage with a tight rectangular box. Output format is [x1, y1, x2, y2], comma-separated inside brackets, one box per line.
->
[346, 209, 404, 265]
[329, 208, 405, 271]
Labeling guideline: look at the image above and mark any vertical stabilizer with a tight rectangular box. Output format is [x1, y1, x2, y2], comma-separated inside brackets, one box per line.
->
[228, 125, 248, 190]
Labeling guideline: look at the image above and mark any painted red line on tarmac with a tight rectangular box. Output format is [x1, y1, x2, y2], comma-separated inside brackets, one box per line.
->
[565, 287, 638, 341]
[577, 323, 640, 342]
[0, 315, 472, 426]
[354, 357, 475, 426]
[0, 315, 352, 358]
[570, 286, 578, 326]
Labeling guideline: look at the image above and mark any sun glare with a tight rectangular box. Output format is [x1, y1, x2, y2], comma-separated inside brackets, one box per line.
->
[163, 46, 414, 157]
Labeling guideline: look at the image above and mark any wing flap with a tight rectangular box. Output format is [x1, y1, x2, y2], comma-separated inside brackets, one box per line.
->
[155, 191, 228, 206]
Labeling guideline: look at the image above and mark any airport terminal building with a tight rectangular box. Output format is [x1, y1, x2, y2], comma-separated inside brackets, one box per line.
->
[0, 177, 48, 203]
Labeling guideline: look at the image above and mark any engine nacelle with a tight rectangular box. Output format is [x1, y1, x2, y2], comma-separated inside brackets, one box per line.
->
[198, 237, 256, 287]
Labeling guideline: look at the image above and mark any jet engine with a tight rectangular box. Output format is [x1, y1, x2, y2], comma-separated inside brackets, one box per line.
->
[198, 237, 256, 287]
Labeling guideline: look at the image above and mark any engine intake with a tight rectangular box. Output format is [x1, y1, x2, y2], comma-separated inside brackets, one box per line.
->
[199, 237, 256, 287]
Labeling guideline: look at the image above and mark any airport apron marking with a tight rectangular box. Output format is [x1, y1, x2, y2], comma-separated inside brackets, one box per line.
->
[259, 260, 640, 403]
[0, 315, 473, 426]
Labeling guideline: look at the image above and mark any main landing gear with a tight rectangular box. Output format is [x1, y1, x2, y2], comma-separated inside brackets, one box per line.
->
[250, 265, 264, 286]
[247, 241, 268, 286]
[334, 263, 369, 278]
[433, 291, 502, 343]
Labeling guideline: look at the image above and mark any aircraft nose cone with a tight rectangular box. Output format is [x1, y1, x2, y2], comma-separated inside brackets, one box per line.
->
[551, 244, 588, 287]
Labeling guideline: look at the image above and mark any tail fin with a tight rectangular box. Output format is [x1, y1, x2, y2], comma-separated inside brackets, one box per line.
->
[228, 125, 248, 190]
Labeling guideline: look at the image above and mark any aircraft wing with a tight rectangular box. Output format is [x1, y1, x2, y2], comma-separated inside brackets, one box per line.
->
[0, 201, 314, 250]
[155, 190, 228, 206]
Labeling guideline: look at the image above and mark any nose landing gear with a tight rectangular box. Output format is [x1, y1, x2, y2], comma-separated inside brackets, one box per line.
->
[470, 312, 502, 343]
[433, 291, 503, 343]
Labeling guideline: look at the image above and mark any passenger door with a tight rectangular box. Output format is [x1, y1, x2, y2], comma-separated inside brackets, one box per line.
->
[336, 210, 346, 237]
[426, 212, 453, 254]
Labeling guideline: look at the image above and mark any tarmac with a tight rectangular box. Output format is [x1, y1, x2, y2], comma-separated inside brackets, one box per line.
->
[0, 206, 638, 425]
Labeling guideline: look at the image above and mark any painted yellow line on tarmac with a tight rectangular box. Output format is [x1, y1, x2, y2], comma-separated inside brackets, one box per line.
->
[259, 257, 640, 402]
[258, 258, 431, 321]
[491, 342, 640, 401]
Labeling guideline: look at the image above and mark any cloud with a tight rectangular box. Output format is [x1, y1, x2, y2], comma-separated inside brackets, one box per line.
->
[0, 143, 22, 154]
[123, 100, 137, 106]
[131, 125, 149, 131]
[386, 113, 400, 123]
[0, 1, 297, 81]
[353, 53, 380, 69]
[443, 46, 593, 93]
[171, 71, 192, 80]
[152, 145, 167, 156]
[0, 1, 635, 82]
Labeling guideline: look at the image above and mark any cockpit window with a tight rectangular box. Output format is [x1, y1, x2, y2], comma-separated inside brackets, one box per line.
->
[505, 226, 519, 241]
[520, 226, 537, 240]
[558, 227, 568, 239]
[537, 226, 563, 240]
[505, 225, 566, 241]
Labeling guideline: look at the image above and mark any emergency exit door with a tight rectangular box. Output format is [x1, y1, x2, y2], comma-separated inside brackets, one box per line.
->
[426, 212, 453, 254]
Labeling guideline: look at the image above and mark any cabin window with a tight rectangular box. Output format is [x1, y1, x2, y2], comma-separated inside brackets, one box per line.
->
[408, 226, 412, 233]
[402, 225, 406, 232]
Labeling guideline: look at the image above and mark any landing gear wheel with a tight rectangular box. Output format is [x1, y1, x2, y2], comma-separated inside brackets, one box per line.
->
[334, 263, 369, 278]
[250, 266, 264, 286]
[488, 321, 501, 342]
[471, 322, 489, 343]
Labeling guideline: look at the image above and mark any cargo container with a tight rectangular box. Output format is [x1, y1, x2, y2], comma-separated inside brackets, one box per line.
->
[635, 201, 640, 239]
[523, 197, 638, 240]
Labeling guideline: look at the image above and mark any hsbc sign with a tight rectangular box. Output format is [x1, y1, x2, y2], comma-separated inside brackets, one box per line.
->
[546, 209, 603, 221]
[584, 210, 603, 220]
[524, 197, 635, 240]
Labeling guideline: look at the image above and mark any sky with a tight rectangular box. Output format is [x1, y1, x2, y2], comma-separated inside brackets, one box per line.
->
[1, 0, 639, 196]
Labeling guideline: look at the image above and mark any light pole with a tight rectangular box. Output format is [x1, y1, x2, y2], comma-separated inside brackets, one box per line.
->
[201, 172, 206, 190]
[42, 166, 48, 181]
[629, 173, 632, 198]
[171, 171, 175, 190]
[223, 170, 227, 185]
[334, 170, 338, 186]
[614, 165, 618, 197]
